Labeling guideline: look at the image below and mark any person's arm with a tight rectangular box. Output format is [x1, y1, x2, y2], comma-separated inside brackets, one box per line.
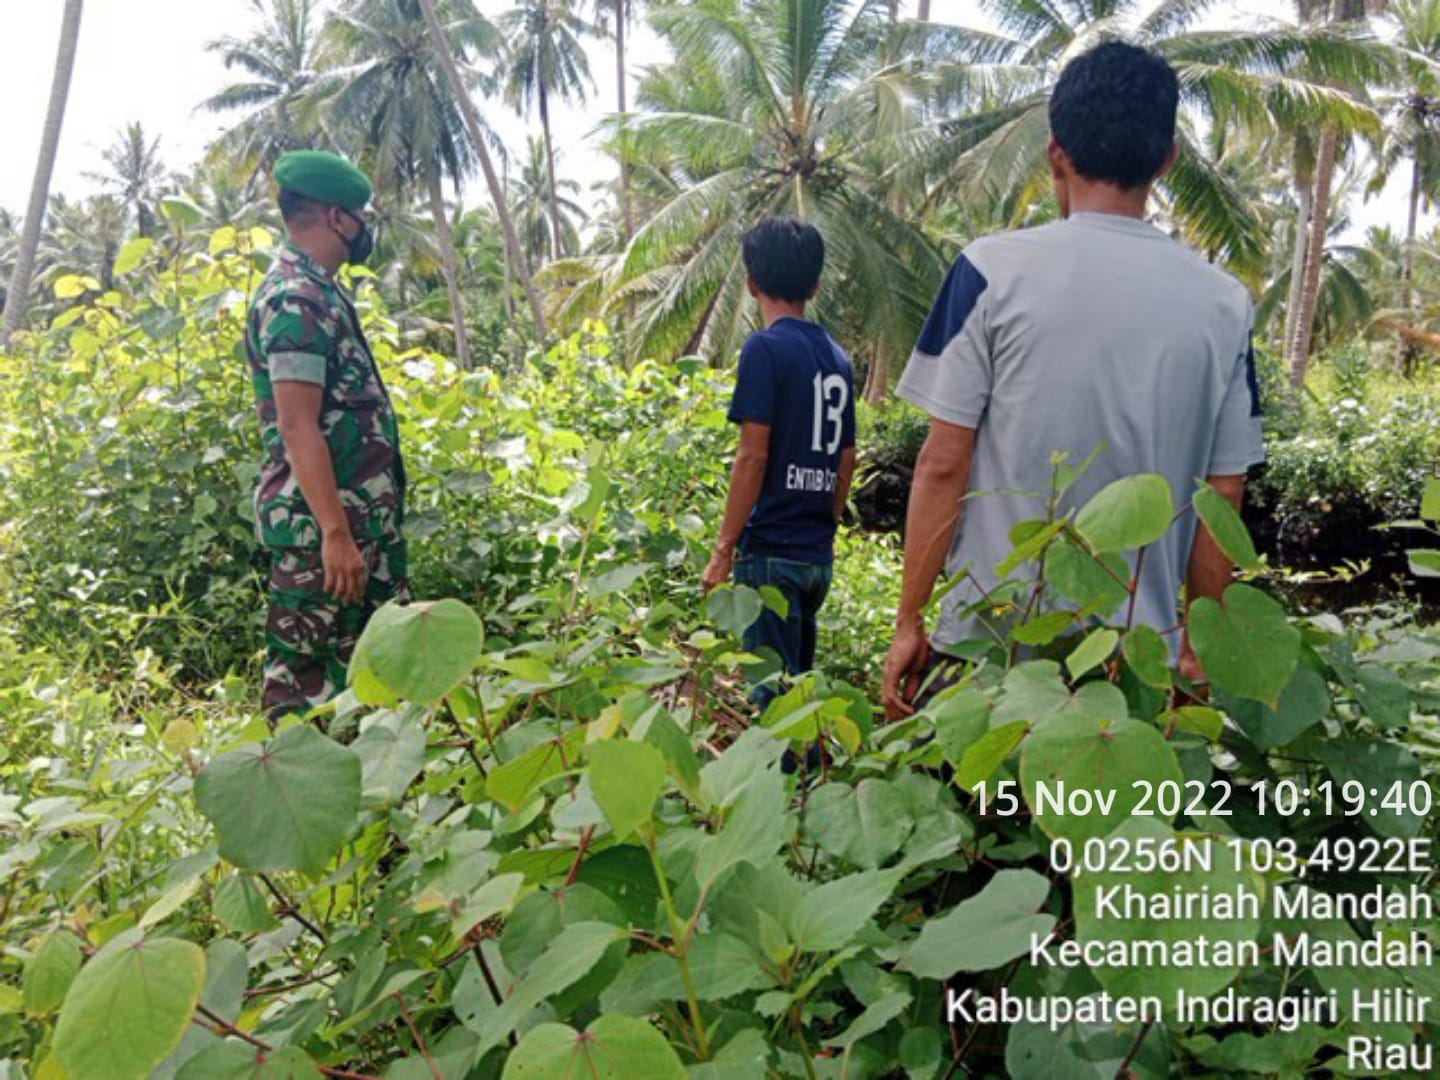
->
[833, 445, 857, 522]
[273, 382, 368, 606]
[703, 421, 771, 593]
[882, 419, 976, 719]
[1182, 300, 1266, 682]
[1178, 473, 1245, 684]
[260, 294, 367, 607]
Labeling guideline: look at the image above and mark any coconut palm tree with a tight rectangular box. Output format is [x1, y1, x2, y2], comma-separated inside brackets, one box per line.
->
[87, 123, 170, 238]
[0, 210, 20, 316]
[34, 194, 128, 295]
[316, 0, 505, 369]
[911, 0, 1394, 279]
[415, 0, 549, 338]
[570, 0, 945, 367]
[583, 0, 1395, 375]
[4, 0, 85, 338]
[502, 0, 596, 263]
[1372, 0, 1440, 372]
[1260, 229, 1379, 356]
[511, 137, 588, 269]
[1283, 0, 1381, 385]
[182, 161, 275, 232]
[201, 0, 324, 176]
[592, 0, 639, 240]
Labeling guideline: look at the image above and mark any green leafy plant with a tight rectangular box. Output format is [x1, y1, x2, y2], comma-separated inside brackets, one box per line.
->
[1, 224, 1437, 1079]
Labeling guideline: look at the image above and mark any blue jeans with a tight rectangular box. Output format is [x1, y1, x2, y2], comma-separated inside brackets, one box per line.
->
[733, 554, 833, 706]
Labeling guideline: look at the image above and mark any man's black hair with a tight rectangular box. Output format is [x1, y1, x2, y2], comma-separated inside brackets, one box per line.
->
[277, 187, 325, 226]
[1049, 41, 1179, 189]
[742, 216, 825, 302]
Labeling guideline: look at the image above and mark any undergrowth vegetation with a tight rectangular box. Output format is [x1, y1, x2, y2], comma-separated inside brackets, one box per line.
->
[1, 224, 1438, 1078]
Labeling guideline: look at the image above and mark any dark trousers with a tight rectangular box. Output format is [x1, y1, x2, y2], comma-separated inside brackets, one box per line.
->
[733, 554, 833, 707]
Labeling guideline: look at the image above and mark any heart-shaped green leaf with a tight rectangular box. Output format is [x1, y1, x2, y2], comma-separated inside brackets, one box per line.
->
[788, 869, 901, 953]
[1021, 711, 1183, 843]
[706, 584, 764, 639]
[803, 779, 915, 870]
[23, 931, 82, 1017]
[501, 1013, 685, 1079]
[1075, 474, 1174, 553]
[587, 740, 667, 840]
[350, 598, 484, 706]
[352, 710, 427, 805]
[1122, 626, 1172, 689]
[1066, 628, 1118, 680]
[956, 721, 1028, 790]
[1194, 483, 1260, 571]
[898, 869, 1055, 978]
[195, 725, 360, 876]
[55, 932, 206, 1080]
[1044, 540, 1130, 616]
[1188, 584, 1299, 707]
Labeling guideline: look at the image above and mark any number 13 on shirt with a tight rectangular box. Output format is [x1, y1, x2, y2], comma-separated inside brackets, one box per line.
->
[812, 372, 849, 454]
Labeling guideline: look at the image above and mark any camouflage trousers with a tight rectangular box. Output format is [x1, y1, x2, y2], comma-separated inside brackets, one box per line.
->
[262, 539, 409, 722]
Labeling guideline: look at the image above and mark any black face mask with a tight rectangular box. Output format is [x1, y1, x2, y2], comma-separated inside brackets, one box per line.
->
[335, 209, 375, 265]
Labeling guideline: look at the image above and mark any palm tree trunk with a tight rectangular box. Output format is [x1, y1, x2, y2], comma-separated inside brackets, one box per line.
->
[1288, 0, 1353, 388]
[427, 171, 473, 370]
[4, 0, 84, 339]
[1288, 126, 1338, 388]
[917, 0, 931, 19]
[416, 0, 547, 339]
[540, 85, 565, 262]
[1399, 152, 1421, 376]
[1282, 170, 1311, 356]
[863, 345, 891, 405]
[616, 0, 633, 243]
[500, 154, 516, 326]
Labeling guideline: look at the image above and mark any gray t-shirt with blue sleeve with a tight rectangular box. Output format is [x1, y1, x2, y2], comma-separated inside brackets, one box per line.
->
[896, 211, 1265, 654]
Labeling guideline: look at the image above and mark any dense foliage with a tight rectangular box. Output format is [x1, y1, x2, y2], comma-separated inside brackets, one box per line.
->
[4, 1, 1440, 1076]
[1, 223, 1439, 1078]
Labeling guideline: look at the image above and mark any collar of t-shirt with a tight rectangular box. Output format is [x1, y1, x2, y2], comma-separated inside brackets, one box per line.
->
[1063, 211, 1168, 239]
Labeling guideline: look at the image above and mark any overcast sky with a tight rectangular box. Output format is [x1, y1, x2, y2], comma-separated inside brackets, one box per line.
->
[0, 0, 1427, 242]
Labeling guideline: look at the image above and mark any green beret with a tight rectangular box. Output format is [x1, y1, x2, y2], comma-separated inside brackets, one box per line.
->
[274, 150, 373, 211]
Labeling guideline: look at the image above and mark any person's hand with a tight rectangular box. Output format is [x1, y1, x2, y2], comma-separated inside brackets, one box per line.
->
[322, 529, 368, 606]
[702, 544, 735, 595]
[883, 615, 931, 722]
[1177, 633, 1210, 702]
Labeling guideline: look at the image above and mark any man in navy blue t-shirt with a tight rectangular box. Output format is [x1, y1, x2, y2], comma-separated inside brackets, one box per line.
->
[703, 217, 858, 706]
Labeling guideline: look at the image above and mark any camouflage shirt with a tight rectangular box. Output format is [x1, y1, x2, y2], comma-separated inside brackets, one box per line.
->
[245, 242, 406, 550]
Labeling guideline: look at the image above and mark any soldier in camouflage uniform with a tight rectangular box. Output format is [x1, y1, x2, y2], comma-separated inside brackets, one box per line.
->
[245, 151, 409, 721]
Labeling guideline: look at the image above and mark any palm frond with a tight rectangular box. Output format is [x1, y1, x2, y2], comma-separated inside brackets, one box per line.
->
[1161, 131, 1265, 269]
[1134, 0, 1221, 42]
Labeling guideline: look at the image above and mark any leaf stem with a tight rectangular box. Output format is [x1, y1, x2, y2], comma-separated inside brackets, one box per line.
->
[643, 829, 711, 1059]
[1117, 1018, 1155, 1077]
[258, 872, 327, 943]
[393, 992, 441, 1080]
[469, 937, 518, 1048]
[1124, 546, 1148, 633]
[565, 825, 596, 886]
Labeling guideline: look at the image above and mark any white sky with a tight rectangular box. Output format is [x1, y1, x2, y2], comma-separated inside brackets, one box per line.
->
[0, 0, 1427, 242]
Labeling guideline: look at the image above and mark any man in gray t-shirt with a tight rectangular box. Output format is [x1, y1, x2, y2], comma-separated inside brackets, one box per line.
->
[883, 41, 1265, 720]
